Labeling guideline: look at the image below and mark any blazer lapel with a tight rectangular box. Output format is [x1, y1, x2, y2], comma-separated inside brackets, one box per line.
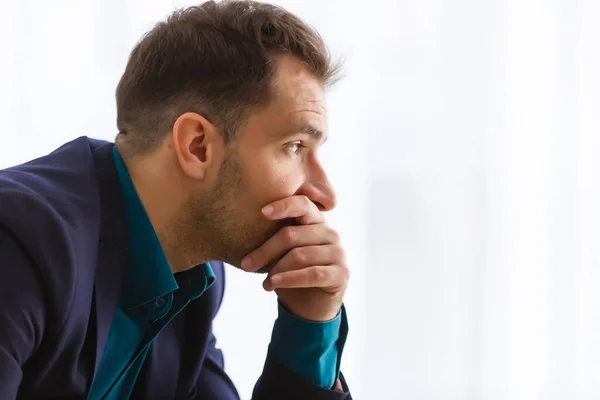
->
[90, 142, 129, 380]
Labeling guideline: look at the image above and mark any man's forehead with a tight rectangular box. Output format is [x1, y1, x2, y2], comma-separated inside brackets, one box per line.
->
[287, 99, 328, 136]
[271, 55, 327, 111]
[272, 83, 326, 114]
[271, 87, 328, 137]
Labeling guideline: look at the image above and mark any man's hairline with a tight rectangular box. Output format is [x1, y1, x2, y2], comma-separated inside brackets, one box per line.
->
[115, 61, 328, 157]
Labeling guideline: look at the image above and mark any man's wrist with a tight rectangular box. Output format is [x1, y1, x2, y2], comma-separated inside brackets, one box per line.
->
[275, 289, 344, 322]
[268, 300, 347, 389]
[278, 297, 341, 322]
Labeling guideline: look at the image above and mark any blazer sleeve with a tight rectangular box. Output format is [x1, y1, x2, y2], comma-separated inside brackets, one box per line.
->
[251, 350, 352, 400]
[0, 229, 48, 399]
[188, 260, 352, 400]
[188, 331, 352, 400]
[187, 332, 241, 400]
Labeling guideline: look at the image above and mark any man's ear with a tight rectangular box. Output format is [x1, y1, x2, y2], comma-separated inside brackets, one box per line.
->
[171, 112, 221, 180]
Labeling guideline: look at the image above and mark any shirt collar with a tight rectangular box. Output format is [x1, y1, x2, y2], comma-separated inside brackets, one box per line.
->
[112, 146, 178, 309]
[175, 262, 217, 300]
[112, 146, 216, 309]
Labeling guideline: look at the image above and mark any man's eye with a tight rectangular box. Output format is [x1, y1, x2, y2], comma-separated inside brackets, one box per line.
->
[287, 142, 301, 154]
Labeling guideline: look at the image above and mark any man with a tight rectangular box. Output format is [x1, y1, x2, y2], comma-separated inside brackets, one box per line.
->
[0, 0, 352, 399]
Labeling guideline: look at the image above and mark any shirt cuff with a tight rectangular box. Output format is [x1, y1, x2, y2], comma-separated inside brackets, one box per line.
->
[268, 301, 348, 389]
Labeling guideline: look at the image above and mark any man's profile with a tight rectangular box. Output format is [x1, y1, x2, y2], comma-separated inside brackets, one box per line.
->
[0, 1, 351, 399]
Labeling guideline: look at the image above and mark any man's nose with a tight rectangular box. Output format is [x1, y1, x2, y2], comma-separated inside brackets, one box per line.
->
[297, 167, 336, 212]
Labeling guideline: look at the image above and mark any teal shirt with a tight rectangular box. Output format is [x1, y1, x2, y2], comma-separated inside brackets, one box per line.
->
[88, 147, 346, 399]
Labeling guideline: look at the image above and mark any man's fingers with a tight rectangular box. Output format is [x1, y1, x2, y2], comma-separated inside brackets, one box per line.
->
[262, 195, 323, 225]
[263, 265, 350, 292]
[241, 224, 338, 272]
[268, 244, 341, 275]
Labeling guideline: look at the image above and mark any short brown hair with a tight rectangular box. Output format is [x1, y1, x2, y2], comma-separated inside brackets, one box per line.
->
[115, 0, 341, 156]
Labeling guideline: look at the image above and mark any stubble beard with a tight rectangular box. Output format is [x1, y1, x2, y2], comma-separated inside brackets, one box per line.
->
[172, 156, 283, 272]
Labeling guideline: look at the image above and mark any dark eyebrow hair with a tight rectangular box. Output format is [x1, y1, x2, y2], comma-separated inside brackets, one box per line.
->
[284, 122, 327, 143]
[299, 123, 324, 139]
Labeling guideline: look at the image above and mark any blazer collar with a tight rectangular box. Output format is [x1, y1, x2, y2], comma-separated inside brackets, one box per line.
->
[89, 141, 129, 382]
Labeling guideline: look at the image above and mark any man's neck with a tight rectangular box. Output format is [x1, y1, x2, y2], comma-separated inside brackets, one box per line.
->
[125, 156, 205, 273]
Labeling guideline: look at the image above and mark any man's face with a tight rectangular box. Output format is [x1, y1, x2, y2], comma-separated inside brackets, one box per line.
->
[185, 55, 336, 270]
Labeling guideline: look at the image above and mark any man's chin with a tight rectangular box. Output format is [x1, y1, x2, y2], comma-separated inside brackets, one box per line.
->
[221, 220, 290, 273]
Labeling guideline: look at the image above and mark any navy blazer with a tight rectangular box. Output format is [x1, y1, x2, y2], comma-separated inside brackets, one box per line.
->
[0, 137, 351, 399]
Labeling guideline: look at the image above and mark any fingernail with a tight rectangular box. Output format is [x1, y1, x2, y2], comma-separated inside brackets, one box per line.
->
[271, 275, 283, 285]
[262, 205, 273, 216]
[241, 256, 252, 270]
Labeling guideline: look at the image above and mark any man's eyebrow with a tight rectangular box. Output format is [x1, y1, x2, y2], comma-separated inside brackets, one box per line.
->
[285, 122, 327, 143]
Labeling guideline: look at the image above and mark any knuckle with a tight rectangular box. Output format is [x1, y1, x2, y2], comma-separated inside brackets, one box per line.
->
[341, 266, 351, 282]
[312, 266, 328, 283]
[300, 195, 312, 209]
[328, 228, 341, 244]
[281, 226, 296, 244]
[290, 247, 306, 264]
[333, 245, 346, 262]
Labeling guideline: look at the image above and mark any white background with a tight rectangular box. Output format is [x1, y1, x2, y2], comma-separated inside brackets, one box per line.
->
[1, 0, 600, 399]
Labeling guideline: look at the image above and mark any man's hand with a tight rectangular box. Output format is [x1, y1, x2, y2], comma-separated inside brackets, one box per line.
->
[241, 195, 349, 322]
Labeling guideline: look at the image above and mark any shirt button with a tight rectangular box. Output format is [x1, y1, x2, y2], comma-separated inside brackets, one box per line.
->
[154, 297, 166, 308]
